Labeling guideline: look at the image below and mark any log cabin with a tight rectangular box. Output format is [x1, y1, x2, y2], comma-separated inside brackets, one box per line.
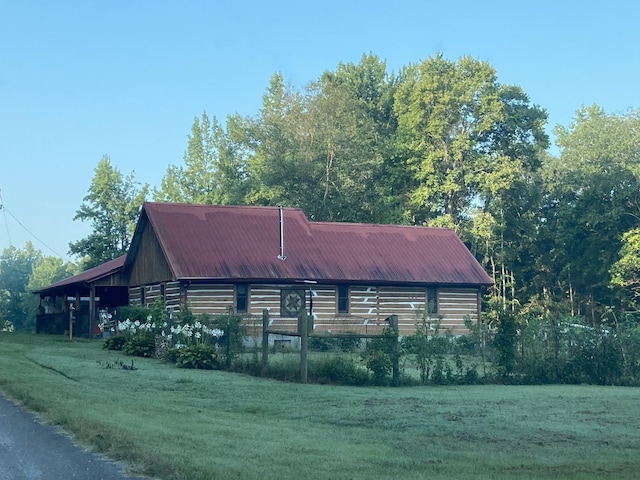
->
[35, 202, 493, 337]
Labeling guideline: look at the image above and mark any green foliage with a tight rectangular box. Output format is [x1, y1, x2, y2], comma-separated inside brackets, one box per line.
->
[394, 54, 548, 228]
[102, 335, 126, 351]
[0, 243, 42, 331]
[361, 327, 398, 385]
[610, 227, 640, 308]
[154, 112, 248, 205]
[114, 305, 150, 324]
[403, 316, 452, 384]
[309, 335, 361, 352]
[171, 344, 219, 370]
[309, 356, 370, 386]
[69, 155, 149, 269]
[493, 312, 518, 377]
[211, 310, 245, 368]
[122, 335, 156, 357]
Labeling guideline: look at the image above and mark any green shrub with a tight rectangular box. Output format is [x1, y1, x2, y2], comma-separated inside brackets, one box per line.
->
[114, 305, 150, 324]
[494, 312, 518, 377]
[123, 336, 156, 357]
[336, 336, 361, 352]
[309, 336, 334, 352]
[174, 344, 219, 370]
[103, 335, 127, 351]
[310, 356, 370, 386]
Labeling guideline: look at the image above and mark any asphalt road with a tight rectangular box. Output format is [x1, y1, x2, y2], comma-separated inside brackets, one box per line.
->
[0, 394, 152, 480]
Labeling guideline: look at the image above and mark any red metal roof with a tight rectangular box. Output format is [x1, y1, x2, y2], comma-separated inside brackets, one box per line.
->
[136, 203, 492, 286]
[33, 255, 127, 294]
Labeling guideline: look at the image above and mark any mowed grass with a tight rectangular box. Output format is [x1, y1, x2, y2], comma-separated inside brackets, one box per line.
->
[0, 334, 639, 480]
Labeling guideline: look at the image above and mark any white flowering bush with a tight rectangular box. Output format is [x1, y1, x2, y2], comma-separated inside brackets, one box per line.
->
[102, 302, 168, 357]
[167, 320, 224, 348]
[1, 320, 15, 332]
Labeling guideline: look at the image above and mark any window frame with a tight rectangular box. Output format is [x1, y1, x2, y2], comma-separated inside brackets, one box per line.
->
[426, 286, 438, 315]
[337, 284, 349, 314]
[236, 283, 248, 314]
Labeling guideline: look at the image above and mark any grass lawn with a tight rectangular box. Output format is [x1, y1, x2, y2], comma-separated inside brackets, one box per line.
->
[0, 333, 639, 480]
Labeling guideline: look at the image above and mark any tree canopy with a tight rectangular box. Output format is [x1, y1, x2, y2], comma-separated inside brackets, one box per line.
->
[69, 155, 149, 269]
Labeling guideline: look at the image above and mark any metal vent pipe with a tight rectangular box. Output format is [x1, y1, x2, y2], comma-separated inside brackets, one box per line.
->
[277, 205, 286, 260]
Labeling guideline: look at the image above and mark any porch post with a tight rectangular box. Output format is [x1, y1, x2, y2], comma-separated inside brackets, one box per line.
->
[89, 284, 96, 339]
[262, 309, 269, 368]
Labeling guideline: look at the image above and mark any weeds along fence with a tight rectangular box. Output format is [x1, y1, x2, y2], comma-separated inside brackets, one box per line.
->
[241, 310, 401, 384]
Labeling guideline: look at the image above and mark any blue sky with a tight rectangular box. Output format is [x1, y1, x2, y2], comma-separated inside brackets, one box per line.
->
[1, 0, 638, 261]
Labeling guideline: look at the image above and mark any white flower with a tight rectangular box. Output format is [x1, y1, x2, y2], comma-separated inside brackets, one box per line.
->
[211, 328, 224, 338]
[134, 320, 141, 327]
[194, 332, 202, 339]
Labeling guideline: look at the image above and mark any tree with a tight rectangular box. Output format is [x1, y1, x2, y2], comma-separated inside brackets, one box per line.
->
[611, 227, 640, 309]
[0, 243, 41, 331]
[394, 54, 548, 231]
[539, 106, 640, 320]
[69, 155, 149, 269]
[246, 55, 402, 223]
[154, 112, 249, 205]
[394, 54, 548, 317]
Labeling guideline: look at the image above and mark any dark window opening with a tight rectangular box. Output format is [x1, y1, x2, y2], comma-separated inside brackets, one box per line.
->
[236, 284, 248, 313]
[338, 285, 349, 314]
[426, 287, 438, 314]
[160, 283, 165, 300]
[140, 286, 145, 307]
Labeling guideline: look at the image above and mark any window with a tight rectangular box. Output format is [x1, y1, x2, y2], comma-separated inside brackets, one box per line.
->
[236, 284, 248, 313]
[160, 283, 165, 300]
[140, 286, 145, 307]
[426, 287, 438, 315]
[338, 285, 349, 314]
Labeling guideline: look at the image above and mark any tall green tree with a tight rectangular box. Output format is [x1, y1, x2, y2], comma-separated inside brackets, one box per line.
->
[394, 54, 547, 231]
[539, 106, 640, 320]
[70, 155, 149, 269]
[0, 243, 41, 330]
[394, 54, 548, 316]
[247, 55, 402, 223]
[611, 227, 640, 310]
[154, 112, 249, 205]
[245, 73, 317, 212]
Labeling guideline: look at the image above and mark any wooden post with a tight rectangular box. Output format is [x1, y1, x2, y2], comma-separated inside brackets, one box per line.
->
[389, 314, 400, 386]
[68, 302, 75, 341]
[89, 284, 96, 339]
[262, 309, 269, 368]
[299, 311, 308, 384]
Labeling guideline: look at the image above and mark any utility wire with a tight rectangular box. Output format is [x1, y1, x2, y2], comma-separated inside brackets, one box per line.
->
[0, 190, 68, 259]
[0, 190, 11, 247]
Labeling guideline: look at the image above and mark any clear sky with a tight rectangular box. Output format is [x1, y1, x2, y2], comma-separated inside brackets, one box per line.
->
[1, 0, 638, 261]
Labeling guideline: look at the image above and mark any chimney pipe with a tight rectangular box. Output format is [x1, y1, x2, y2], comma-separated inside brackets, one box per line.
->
[277, 205, 286, 260]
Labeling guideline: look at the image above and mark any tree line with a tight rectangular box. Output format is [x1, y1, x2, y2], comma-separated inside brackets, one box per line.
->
[2, 52, 640, 331]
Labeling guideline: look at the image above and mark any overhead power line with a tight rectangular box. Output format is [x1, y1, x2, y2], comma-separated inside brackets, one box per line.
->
[0, 189, 68, 259]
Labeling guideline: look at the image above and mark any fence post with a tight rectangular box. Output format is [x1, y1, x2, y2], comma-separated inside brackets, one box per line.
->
[389, 314, 400, 386]
[262, 309, 269, 368]
[299, 311, 308, 384]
